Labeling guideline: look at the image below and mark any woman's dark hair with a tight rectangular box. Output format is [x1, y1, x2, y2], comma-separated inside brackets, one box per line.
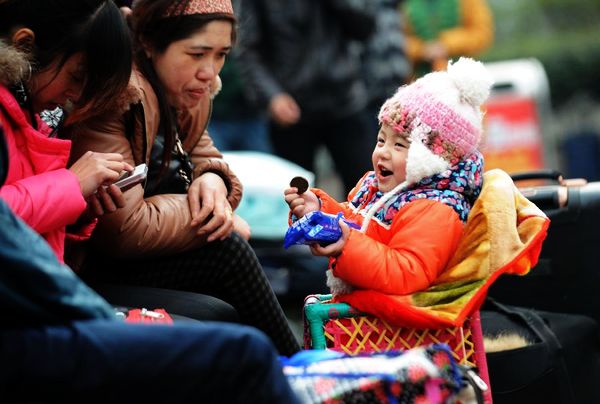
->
[131, 0, 236, 169]
[0, 0, 132, 120]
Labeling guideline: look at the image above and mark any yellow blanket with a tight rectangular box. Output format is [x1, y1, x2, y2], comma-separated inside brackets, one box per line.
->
[338, 169, 550, 328]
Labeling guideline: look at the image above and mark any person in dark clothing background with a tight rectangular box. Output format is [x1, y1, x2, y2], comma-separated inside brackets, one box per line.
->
[235, 0, 376, 195]
[361, 0, 411, 136]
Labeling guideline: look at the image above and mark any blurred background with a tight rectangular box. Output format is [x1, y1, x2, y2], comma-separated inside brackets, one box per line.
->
[486, 0, 600, 112]
[482, 0, 600, 181]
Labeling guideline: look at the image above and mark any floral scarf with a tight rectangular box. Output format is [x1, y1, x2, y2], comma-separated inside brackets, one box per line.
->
[350, 152, 483, 227]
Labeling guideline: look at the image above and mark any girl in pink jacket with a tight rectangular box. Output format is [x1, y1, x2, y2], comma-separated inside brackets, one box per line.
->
[0, 1, 133, 262]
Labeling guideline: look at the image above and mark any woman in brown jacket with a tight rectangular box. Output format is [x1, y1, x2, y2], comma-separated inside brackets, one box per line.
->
[68, 0, 299, 356]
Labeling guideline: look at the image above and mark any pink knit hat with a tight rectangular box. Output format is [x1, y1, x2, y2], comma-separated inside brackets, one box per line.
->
[378, 57, 494, 184]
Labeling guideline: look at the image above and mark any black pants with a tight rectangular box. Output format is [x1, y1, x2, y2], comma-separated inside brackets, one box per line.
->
[82, 233, 300, 357]
[270, 110, 373, 195]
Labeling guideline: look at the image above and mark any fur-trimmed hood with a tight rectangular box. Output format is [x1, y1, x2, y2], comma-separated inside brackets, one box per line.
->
[0, 39, 30, 86]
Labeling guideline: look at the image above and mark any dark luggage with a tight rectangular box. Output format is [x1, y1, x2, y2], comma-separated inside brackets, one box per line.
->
[488, 170, 600, 323]
[481, 299, 600, 404]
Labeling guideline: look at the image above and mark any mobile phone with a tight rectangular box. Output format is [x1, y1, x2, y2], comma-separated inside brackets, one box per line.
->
[113, 163, 148, 191]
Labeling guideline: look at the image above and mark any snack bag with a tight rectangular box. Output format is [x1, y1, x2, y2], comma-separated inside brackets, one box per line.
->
[283, 211, 358, 249]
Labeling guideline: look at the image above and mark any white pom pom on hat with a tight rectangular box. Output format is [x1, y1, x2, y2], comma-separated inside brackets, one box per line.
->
[447, 57, 494, 107]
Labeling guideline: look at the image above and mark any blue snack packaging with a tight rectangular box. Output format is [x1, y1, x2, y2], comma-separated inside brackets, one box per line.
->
[283, 211, 359, 249]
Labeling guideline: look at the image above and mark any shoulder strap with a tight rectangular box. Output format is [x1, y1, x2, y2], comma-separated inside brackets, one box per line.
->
[124, 102, 147, 163]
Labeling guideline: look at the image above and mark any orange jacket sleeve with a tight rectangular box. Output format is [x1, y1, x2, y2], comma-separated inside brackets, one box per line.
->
[332, 199, 464, 295]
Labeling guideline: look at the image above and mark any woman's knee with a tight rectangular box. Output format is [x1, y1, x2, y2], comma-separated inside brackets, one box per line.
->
[221, 232, 255, 254]
[217, 233, 262, 269]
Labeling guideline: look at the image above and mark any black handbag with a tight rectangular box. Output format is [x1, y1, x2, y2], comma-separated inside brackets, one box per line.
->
[124, 103, 194, 197]
[144, 128, 193, 197]
[481, 299, 600, 404]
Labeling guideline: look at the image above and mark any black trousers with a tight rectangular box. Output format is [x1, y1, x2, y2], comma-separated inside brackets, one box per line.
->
[270, 110, 373, 195]
[82, 233, 300, 357]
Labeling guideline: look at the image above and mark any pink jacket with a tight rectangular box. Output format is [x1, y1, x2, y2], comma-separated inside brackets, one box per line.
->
[0, 85, 87, 262]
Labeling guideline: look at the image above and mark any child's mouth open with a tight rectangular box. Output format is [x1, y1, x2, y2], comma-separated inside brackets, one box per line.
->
[377, 165, 393, 181]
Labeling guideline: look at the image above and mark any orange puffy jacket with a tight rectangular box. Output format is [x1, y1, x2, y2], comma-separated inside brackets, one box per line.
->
[313, 172, 464, 295]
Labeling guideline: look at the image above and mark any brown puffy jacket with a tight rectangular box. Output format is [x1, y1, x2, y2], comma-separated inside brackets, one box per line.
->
[68, 67, 243, 260]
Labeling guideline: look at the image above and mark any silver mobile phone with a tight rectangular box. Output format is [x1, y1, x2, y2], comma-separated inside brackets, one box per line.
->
[113, 163, 148, 191]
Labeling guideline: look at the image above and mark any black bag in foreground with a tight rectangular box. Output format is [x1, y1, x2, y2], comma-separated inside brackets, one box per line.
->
[481, 299, 600, 404]
[489, 170, 600, 323]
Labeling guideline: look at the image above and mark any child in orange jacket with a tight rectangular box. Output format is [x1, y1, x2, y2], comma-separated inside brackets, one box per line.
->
[284, 57, 493, 296]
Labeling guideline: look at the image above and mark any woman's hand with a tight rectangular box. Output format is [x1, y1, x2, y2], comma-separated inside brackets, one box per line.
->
[188, 172, 234, 242]
[69, 151, 133, 198]
[309, 219, 350, 258]
[284, 188, 320, 218]
[233, 214, 251, 240]
[85, 184, 127, 218]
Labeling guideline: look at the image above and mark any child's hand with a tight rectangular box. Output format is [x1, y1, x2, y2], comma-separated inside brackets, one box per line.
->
[309, 219, 350, 258]
[284, 188, 320, 218]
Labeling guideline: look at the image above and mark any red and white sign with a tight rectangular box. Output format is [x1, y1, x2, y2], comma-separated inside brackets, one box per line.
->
[481, 96, 545, 174]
